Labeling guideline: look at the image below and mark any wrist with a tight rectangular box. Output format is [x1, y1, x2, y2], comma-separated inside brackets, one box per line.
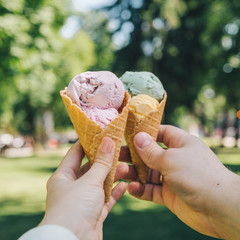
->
[40, 215, 96, 240]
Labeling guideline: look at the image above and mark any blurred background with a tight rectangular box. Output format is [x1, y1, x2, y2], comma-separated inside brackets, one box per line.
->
[0, 0, 240, 239]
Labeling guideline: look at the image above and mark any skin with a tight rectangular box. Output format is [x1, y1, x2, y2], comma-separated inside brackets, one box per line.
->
[117, 125, 240, 239]
[40, 137, 127, 240]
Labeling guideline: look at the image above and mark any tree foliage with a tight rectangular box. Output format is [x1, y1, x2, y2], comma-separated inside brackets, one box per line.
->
[105, 0, 240, 124]
[0, 0, 98, 134]
[1, 0, 239, 136]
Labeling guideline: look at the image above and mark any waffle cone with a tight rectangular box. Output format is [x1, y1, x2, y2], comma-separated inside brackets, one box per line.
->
[125, 92, 167, 184]
[60, 89, 130, 201]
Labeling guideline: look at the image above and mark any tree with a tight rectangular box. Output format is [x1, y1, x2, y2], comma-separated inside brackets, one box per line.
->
[0, 0, 97, 138]
[104, 0, 240, 126]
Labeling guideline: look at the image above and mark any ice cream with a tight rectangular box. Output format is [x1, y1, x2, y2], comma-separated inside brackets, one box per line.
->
[125, 93, 167, 184]
[60, 71, 130, 201]
[120, 71, 165, 101]
[66, 71, 125, 128]
[123, 72, 167, 184]
[129, 94, 160, 120]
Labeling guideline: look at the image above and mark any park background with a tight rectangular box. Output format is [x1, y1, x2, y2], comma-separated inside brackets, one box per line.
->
[0, 0, 240, 239]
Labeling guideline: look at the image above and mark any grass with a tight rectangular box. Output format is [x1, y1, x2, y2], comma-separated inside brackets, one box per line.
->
[0, 147, 240, 240]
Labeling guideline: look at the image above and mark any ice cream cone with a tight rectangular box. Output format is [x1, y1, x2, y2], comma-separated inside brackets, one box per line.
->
[60, 89, 130, 201]
[125, 92, 167, 184]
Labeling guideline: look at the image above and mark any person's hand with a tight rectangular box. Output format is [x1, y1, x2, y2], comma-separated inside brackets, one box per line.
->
[118, 125, 240, 239]
[40, 137, 127, 240]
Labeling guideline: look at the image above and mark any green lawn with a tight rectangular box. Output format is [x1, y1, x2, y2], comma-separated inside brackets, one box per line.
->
[0, 147, 239, 240]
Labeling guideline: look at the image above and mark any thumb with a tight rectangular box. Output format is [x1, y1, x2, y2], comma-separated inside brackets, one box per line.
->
[86, 137, 115, 185]
[134, 132, 166, 172]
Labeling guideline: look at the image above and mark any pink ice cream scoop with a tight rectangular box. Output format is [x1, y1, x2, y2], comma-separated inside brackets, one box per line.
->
[66, 71, 125, 128]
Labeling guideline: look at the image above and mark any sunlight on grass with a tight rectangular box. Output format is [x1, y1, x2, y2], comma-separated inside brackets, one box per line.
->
[217, 153, 240, 165]
[0, 155, 60, 216]
[1, 147, 240, 217]
[0, 154, 158, 217]
[112, 192, 159, 215]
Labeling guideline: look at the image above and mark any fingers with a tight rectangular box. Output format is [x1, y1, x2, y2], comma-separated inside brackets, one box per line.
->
[128, 182, 164, 206]
[148, 169, 161, 185]
[157, 125, 190, 148]
[85, 137, 115, 185]
[119, 146, 132, 163]
[106, 182, 127, 211]
[128, 181, 144, 198]
[115, 163, 138, 182]
[57, 141, 85, 175]
[134, 132, 168, 172]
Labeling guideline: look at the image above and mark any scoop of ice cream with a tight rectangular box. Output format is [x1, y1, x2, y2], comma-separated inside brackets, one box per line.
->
[67, 71, 125, 109]
[66, 71, 125, 128]
[130, 94, 159, 119]
[120, 71, 164, 101]
[84, 106, 119, 129]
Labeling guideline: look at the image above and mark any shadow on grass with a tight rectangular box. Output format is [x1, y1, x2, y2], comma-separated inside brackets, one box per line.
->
[0, 213, 44, 240]
[104, 209, 217, 240]
[0, 195, 218, 240]
[104, 196, 217, 240]
[224, 164, 240, 173]
[0, 208, 217, 240]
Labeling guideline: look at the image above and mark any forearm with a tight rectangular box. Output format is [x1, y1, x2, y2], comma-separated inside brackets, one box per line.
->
[207, 168, 240, 239]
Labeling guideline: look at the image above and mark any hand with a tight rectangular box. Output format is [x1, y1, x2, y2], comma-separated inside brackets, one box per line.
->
[118, 125, 240, 239]
[40, 137, 127, 240]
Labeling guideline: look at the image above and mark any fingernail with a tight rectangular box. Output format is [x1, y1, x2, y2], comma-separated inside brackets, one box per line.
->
[99, 137, 114, 153]
[134, 132, 153, 149]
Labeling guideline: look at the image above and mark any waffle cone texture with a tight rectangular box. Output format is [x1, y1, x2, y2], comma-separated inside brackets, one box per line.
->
[125, 92, 167, 184]
[60, 89, 130, 201]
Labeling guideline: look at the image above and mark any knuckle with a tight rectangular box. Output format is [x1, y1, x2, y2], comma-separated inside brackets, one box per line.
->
[46, 175, 53, 190]
[143, 145, 160, 165]
[95, 155, 112, 169]
[46, 172, 60, 190]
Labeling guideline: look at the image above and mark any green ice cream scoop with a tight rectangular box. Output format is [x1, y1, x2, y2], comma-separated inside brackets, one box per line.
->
[120, 71, 165, 101]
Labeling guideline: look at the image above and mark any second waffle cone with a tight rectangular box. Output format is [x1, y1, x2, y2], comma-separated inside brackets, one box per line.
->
[125, 92, 167, 184]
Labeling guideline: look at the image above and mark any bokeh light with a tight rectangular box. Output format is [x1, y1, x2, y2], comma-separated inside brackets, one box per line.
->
[237, 110, 240, 119]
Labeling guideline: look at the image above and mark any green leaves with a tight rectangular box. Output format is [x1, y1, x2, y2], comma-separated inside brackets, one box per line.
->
[106, 0, 240, 126]
[0, 0, 99, 134]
